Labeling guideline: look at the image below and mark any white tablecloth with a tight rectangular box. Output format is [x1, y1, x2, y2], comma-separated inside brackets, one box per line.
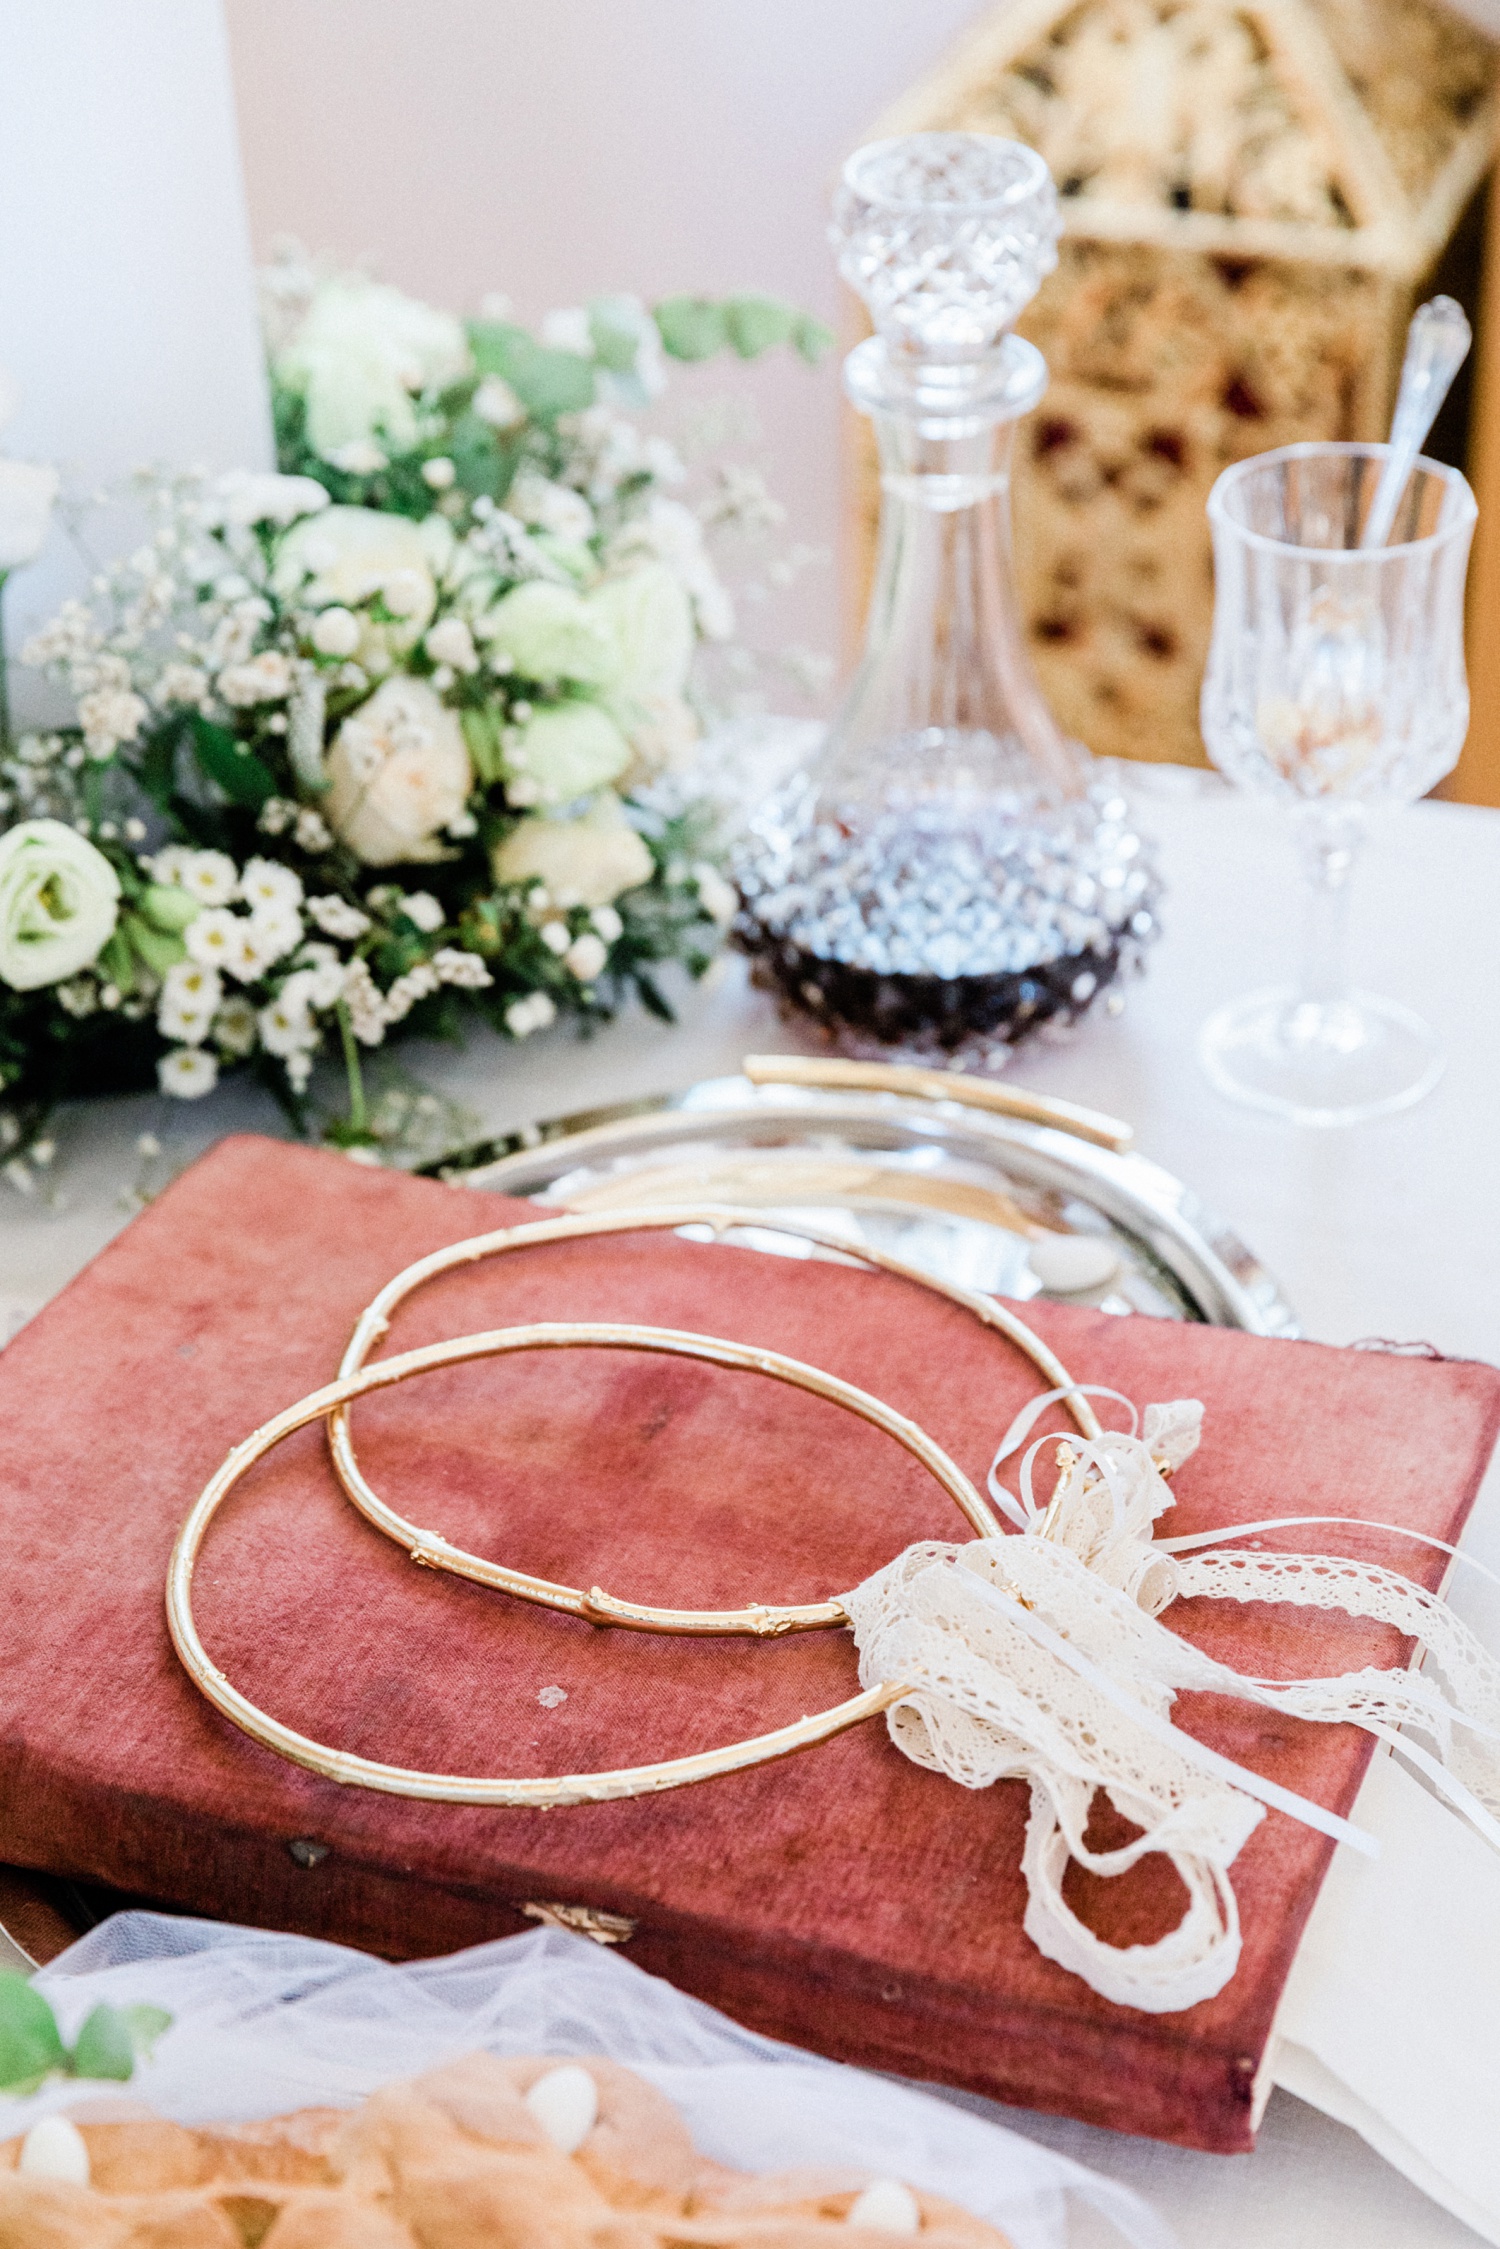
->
[3, 768, 1497, 2246]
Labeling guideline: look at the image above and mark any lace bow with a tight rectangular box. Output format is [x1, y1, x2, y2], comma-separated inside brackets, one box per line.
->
[843, 1393, 1500, 2013]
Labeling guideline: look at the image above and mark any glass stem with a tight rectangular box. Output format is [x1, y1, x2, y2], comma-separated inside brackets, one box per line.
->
[1293, 805, 1364, 1011]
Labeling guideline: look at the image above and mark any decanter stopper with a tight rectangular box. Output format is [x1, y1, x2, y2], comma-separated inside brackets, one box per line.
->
[831, 132, 1060, 362]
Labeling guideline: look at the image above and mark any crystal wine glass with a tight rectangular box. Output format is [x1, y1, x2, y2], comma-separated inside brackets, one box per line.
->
[1198, 441, 1476, 1126]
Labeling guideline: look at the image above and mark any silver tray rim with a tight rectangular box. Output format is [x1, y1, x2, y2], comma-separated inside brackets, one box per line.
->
[446, 1075, 1298, 1339]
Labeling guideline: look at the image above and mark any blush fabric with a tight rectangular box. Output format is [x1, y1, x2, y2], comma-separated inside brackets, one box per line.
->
[0, 1135, 1495, 2152]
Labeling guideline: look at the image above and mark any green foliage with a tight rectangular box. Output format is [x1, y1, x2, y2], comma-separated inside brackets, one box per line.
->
[0, 1979, 167, 2097]
[460, 707, 507, 787]
[0, 1978, 65, 2096]
[467, 322, 596, 418]
[189, 713, 276, 809]
[653, 296, 729, 362]
[655, 293, 833, 366]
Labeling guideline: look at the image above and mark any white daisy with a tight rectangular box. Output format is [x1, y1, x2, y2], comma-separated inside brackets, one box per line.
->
[158, 1046, 219, 1098]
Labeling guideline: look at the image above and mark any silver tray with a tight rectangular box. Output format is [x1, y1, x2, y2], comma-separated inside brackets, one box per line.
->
[442, 1055, 1296, 1336]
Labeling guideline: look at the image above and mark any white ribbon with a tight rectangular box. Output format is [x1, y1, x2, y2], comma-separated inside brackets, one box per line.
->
[843, 1395, 1500, 2014]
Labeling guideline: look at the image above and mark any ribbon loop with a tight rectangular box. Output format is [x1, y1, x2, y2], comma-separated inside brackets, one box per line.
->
[848, 1396, 1498, 2014]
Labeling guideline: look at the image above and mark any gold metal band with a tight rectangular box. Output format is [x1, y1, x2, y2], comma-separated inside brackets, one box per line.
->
[328, 1205, 1096, 1635]
[166, 1320, 986, 1804]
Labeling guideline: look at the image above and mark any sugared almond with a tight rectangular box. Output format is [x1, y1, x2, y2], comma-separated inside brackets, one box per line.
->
[848, 2179, 921, 2233]
[524, 2062, 598, 2154]
[19, 2114, 90, 2185]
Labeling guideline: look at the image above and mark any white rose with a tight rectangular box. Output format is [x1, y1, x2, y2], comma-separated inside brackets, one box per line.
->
[325, 677, 473, 865]
[0, 459, 58, 570]
[590, 563, 694, 702]
[609, 497, 733, 640]
[274, 507, 453, 643]
[505, 701, 630, 806]
[0, 819, 121, 991]
[480, 581, 618, 687]
[590, 562, 701, 781]
[492, 791, 654, 908]
[274, 275, 471, 461]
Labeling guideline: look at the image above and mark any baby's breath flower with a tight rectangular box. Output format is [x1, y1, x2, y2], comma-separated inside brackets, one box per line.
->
[294, 807, 334, 854]
[306, 894, 370, 940]
[398, 890, 444, 934]
[77, 686, 148, 760]
[539, 920, 571, 956]
[431, 946, 492, 990]
[310, 606, 361, 658]
[563, 931, 607, 982]
[341, 956, 386, 1046]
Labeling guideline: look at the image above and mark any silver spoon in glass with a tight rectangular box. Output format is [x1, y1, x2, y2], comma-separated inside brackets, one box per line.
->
[1360, 294, 1472, 549]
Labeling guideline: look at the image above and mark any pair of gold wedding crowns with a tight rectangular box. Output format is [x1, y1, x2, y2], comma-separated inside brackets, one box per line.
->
[167, 1060, 1129, 1808]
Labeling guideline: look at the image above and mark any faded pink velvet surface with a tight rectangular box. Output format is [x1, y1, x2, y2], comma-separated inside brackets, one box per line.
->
[0, 1136, 1496, 2149]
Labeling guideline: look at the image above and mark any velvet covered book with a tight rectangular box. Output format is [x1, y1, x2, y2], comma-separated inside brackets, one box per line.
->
[0, 1135, 1496, 2152]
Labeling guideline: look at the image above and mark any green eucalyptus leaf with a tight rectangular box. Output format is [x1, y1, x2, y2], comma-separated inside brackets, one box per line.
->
[723, 294, 797, 359]
[792, 311, 836, 364]
[0, 1975, 66, 2093]
[653, 297, 729, 362]
[120, 2005, 173, 2063]
[587, 301, 641, 376]
[189, 713, 276, 808]
[465, 323, 594, 418]
[70, 2003, 135, 2083]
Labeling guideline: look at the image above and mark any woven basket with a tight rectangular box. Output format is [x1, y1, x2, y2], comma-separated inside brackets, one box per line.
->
[850, 0, 1497, 767]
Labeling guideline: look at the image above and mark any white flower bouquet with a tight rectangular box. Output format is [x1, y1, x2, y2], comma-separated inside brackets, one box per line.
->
[0, 264, 826, 1160]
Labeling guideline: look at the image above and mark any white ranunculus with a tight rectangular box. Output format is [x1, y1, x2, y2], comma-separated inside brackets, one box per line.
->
[492, 791, 653, 908]
[325, 677, 473, 865]
[275, 276, 471, 463]
[505, 702, 630, 806]
[0, 459, 58, 570]
[0, 819, 121, 991]
[202, 472, 330, 529]
[274, 506, 452, 636]
[480, 581, 618, 688]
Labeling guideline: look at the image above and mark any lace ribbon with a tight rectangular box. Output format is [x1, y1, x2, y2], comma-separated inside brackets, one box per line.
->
[842, 1393, 1500, 2014]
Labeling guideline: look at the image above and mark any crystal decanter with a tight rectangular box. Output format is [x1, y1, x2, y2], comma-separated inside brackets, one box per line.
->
[734, 133, 1160, 1065]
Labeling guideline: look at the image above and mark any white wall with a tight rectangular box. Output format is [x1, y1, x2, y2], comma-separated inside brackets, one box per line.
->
[223, 0, 986, 697]
[0, 0, 270, 706]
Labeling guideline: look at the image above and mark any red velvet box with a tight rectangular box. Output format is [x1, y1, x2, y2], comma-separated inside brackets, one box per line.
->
[0, 1135, 1496, 2150]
